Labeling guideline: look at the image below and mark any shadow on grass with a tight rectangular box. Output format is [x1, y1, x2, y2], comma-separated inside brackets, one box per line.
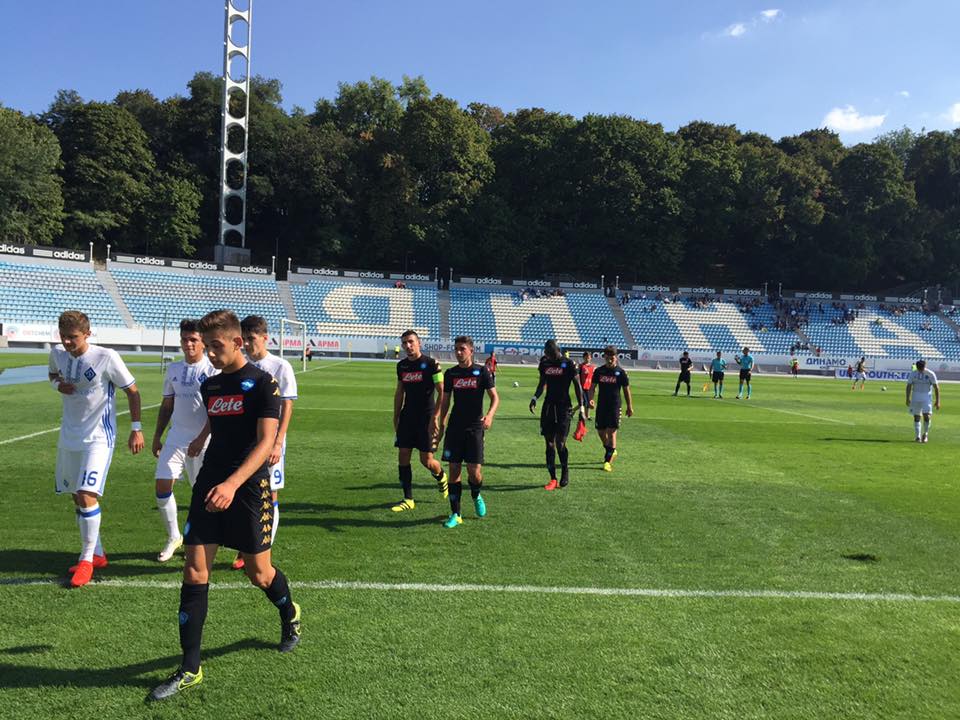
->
[0, 550, 190, 579]
[482, 462, 596, 470]
[820, 438, 892, 443]
[0, 638, 272, 689]
[282, 515, 446, 532]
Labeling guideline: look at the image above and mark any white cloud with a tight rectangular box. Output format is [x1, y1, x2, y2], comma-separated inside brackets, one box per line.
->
[823, 105, 887, 133]
[760, 9, 782, 21]
[898, 90, 910, 98]
[725, 23, 747, 37]
[947, 103, 960, 124]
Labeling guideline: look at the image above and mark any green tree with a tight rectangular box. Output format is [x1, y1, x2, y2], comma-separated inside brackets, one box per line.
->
[0, 106, 64, 245]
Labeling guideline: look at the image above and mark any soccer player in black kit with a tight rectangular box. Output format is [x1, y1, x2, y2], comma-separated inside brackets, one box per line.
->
[436, 336, 499, 529]
[594, 346, 634, 472]
[673, 351, 693, 396]
[148, 310, 301, 701]
[530, 339, 585, 491]
[392, 330, 448, 512]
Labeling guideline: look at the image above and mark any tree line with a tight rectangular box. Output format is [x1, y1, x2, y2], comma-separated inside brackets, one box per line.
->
[2, 72, 960, 292]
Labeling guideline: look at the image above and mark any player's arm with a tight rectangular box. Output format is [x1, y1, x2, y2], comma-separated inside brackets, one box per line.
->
[623, 384, 634, 417]
[436, 391, 452, 443]
[122, 383, 144, 454]
[530, 369, 546, 413]
[48, 352, 75, 395]
[573, 374, 585, 417]
[934, 382, 941, 410]
[152, 397, 175, 457]
[905, 380, 912, 406]
[187, 419, 211, 457]
[269, 398, 294, 464]
[482, 387, 500, 430]
[393, 380, 405, 432]
[431, 380, 444, 436]
[205, 416, 280, 511]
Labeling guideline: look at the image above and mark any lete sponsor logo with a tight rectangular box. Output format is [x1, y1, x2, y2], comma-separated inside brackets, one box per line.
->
[452, 377, 479, 389]
[207, 395, 244, 415]
[401, 371, 424, 383]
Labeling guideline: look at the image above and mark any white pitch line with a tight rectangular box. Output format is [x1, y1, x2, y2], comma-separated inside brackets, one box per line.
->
[0, 576, 956, 604]
[739, 403, 855, 426]
[0, 402, 162, 446]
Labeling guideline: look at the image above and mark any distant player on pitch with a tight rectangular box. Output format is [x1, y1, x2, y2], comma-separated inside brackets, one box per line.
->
[579, 352, 596, 418]
[530, 339, 585, 490]
[735, 347, 755, 399]
[852, 356, 867, 391]
[392, 330, 448, 512]
[148, 310, 300, 701]
[905, 359, 940, 443]
[152, 319, 218, 562]
[235, 315, 298, 569]
[710, 351, 726, 398]
[593, 346, 633, 472]
[436, 336, 499, 528]
[48, 310, 144, 587]
[673, 351, 693, 396]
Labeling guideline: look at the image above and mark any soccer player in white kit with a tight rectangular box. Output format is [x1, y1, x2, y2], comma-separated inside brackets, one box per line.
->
[48, 310, 144, 587]
[234, 315, 298, 569]
[905, 359, 940, 443]
[151, 319, 219, 562]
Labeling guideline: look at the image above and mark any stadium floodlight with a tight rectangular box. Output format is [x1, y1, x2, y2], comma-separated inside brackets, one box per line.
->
[280, 318, 307, 372]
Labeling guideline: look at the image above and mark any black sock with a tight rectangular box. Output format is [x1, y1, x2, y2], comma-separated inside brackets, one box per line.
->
[604, 445, 614, 462]
[264, 567, 296, 624]
[399, 465, 413, 500]
[449, 482, 462, 515]
[432, 468, 446, 482]
[546, 445, 556, 479]
[178, 583, 209, 673]
[468, 481, 482, 499]
[558, 445, 569, 480]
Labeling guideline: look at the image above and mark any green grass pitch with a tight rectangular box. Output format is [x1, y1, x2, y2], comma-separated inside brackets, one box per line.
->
[0, 357, 958, 719]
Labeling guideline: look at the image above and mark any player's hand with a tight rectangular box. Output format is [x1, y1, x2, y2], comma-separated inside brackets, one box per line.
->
[482, 415, 493, 431]
[151, 436, 163, 458]
[589, 399, 595, 409]
[936, 401, 941, 411]
[205, 482, 236, 512]
[626, 407, 634, 418]
[58, 382, 76, 395]
[529, 397, 537, 414]
[187, 436, 207, 457]
[268, 442, 282, 466]
[129, 430, 144, 454]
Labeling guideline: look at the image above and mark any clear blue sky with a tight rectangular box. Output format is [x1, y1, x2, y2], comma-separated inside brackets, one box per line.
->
[3, 1, 958, 142]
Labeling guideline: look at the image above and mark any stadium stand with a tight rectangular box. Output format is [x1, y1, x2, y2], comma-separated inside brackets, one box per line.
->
[622, 298, 801, 354]
[0, 261, 125, 327]
[290, 280, 440, 338]
[449, 289, 625, 346]
[110, 267, 286, 329]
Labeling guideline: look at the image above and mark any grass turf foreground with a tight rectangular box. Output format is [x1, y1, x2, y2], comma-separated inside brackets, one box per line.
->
[0, 358, 958, 719]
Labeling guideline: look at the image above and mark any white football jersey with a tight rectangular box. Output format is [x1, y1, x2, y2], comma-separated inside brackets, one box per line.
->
[162, 356, 219, 447]
[48, 344, 136, 450]
[249, 352, 298, 400]
[907, 369, 938, 402]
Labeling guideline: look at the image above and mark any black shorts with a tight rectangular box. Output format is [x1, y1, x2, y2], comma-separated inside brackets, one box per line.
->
[712, 371, 725, 383]
[583, 387, 594, 405]
[395, 411, 435, 453]
[540, 402, 572, 438]
[442, 424, 484, 465]
[185, 469, 273, 554]
[595, 404, 621, 430]
[739, 369, 752, 382]
[678, 371, 691, 383]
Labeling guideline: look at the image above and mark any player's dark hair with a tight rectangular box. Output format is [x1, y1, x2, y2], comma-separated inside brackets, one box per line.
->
[583, 351, 591, 360]
[179, 318, 201, 334]
[58, 310, 90, 333]
[454, 335, 474, 348]
[544, 339, 562, 359]
[401, 329, 419, 340]
[917, 359, 926, 370]
[240, 315, 269, 336]
[198, 309, 241, 336]
[682, 351, 689, 356]
[604, 345, 618, 357]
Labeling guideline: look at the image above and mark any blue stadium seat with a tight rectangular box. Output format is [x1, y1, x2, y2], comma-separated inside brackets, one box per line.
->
[291, 281, 440, 338]
[0, 262, 124, 326]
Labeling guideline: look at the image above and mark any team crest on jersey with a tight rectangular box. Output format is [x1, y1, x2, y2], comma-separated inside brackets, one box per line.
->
[240, 378, 255, 392]
[84, 367, 96, 381]
[472, 369, 481, 376]
[561, 362, 567, 369]
[207, 395, 244, 415]
[544, 366, 564, 376]
[420, 362, 427, 369]
[402, 371, 424, 383]
[198, 373, 207, 383]
[453, 377, 479, 389]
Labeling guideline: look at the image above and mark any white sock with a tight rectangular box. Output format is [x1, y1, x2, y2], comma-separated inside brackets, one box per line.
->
[271, 501, 279, 545]
[94, 533, 104, 557]
[923, 417, 931, 436]
[914, 420, 922, 438]
[156, 491, 180, 540]
[78, 504, 102, 562]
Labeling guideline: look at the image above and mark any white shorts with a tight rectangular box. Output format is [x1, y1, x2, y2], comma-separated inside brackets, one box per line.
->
[55, 444, 114, 496]
[270, 443, 286, 490]
[155, 438, 208, 486]
[910, 401, 933, 416]
[854, 372, 866, 381]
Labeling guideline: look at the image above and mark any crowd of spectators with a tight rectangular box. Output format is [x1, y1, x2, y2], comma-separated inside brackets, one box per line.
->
[517, 287, 565, 301]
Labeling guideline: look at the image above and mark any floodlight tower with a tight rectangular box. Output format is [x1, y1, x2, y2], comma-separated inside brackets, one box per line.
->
[216, 0, 253, 265]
